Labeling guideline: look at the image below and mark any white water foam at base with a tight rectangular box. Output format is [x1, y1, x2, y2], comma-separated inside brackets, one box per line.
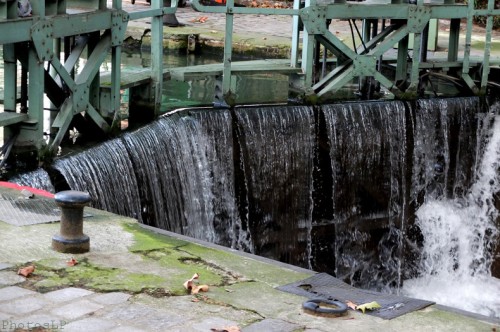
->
[402, 114, 500, 319]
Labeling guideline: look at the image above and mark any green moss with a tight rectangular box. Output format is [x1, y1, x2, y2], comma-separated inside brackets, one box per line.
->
[123, 223, 311, 287]
[25, 258, 166, 294]
[124, 223, 187, 252]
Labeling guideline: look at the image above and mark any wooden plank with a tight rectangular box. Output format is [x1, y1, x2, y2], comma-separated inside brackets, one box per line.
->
[0, 112, 28, 126]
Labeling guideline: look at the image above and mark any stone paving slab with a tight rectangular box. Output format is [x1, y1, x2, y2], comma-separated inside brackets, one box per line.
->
[43, 287, 95, 303]
[50, 299, 104, 320]
[1, 296, 51, 315]
[0, 271, 24, 287]
[0, 286, 38, 302]
[62, 317, 118, 332]
[90, 292, 132, 305]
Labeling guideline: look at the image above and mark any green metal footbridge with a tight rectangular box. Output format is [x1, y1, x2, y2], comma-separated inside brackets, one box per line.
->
[0, 0, 499, 161]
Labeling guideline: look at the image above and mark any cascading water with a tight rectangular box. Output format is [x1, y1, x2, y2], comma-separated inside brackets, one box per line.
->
[235, 105, 315, 267]
[53, 139, 142, 220]
[9, 168, 55, 193]
[403, 107, 500, 318]
[320, 101, 408, 292]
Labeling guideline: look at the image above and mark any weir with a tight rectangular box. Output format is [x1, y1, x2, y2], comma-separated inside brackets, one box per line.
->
[11, 98, 500, 317]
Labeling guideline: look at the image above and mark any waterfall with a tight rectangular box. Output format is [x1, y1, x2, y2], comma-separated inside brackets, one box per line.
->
[321, 101, 408, 292]
[235, 105, 315, 267]
[10, 168, 55, 193]
[53, 139, 141, 220]
[403, 108, 500, 318]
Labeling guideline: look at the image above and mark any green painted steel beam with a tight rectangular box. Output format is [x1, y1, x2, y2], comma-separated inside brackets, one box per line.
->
[0, 10, 127, 44]
[75, 33, 111, 85]
[0, 19, 38, 44]
[316, 65, 356, 96]
[191, 0, 297, 15]
[371, 25, 409, 57]
[0, 113, 29, 127]
[128, 7, 177, 20]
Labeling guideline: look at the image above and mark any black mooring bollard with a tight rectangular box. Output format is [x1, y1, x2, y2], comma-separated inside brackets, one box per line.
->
[52, 190, 91, 253]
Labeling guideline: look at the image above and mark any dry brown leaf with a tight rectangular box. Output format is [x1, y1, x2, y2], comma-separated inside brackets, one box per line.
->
[192, 284, 209, 294]
[17, 265, 35, 277]
[66, 257, 78, 266]
[183, 273, 201, 293]
[346, 300, 357, 310]
[183, 279, 194, 291]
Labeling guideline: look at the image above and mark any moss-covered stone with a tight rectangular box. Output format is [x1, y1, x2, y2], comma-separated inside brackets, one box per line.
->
[17, 258, 166, 294]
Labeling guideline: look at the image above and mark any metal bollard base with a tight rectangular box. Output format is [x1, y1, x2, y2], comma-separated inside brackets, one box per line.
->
[52, 234, 90, 253]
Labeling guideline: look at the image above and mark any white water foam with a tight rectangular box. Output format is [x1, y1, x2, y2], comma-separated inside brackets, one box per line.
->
[403, 115, 500, 318]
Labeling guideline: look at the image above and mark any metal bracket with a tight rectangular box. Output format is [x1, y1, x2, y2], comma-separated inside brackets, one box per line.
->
[300, 6, 327, 35]
[408, 5, 431, 33]
[353, 55, 378, 76]
[72, 84, 90, 113]
[111, 10, 129, 47]
[30, 20, 54, 62]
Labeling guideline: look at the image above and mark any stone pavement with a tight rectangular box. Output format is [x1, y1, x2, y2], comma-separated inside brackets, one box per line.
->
[0, 185, 499, 332]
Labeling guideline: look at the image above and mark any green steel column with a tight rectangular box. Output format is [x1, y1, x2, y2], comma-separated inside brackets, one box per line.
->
[480, 0, 494, 92]
[89, 32, 101, 120]
[223, 0, 235, 95]
[448, 18, 460, 62]
[111, 0, 123, 124]
[151, 0, 163, 114]
[30, 0, 45, 16]
[408, 32, 421, 94]
[461, 0, 477, 91]
[3, 44, 16, 113]
[24, 45, 45, 149]
[301, 0, 315, 88]
[290, 0, 301, 67]
[395, 35, 409, 83]
[15, 0, 45, 152]
[2, 43, 17, 145]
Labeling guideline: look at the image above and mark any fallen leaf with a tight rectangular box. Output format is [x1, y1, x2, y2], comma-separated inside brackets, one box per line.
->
[192, 284, 209, 294]
[356, 301, 381, 314]
[183, 279, 194, 291]
[225, 288, 234, 293]
[191, 298, 200, 302]
[17, 265, 35, 277]
[66, 257, 78, 266]
[346, 300, 357, 310]
[183, 273, 200, 293]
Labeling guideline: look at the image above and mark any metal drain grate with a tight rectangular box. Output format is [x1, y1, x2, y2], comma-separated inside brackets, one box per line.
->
[0, 195, 61, 226]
